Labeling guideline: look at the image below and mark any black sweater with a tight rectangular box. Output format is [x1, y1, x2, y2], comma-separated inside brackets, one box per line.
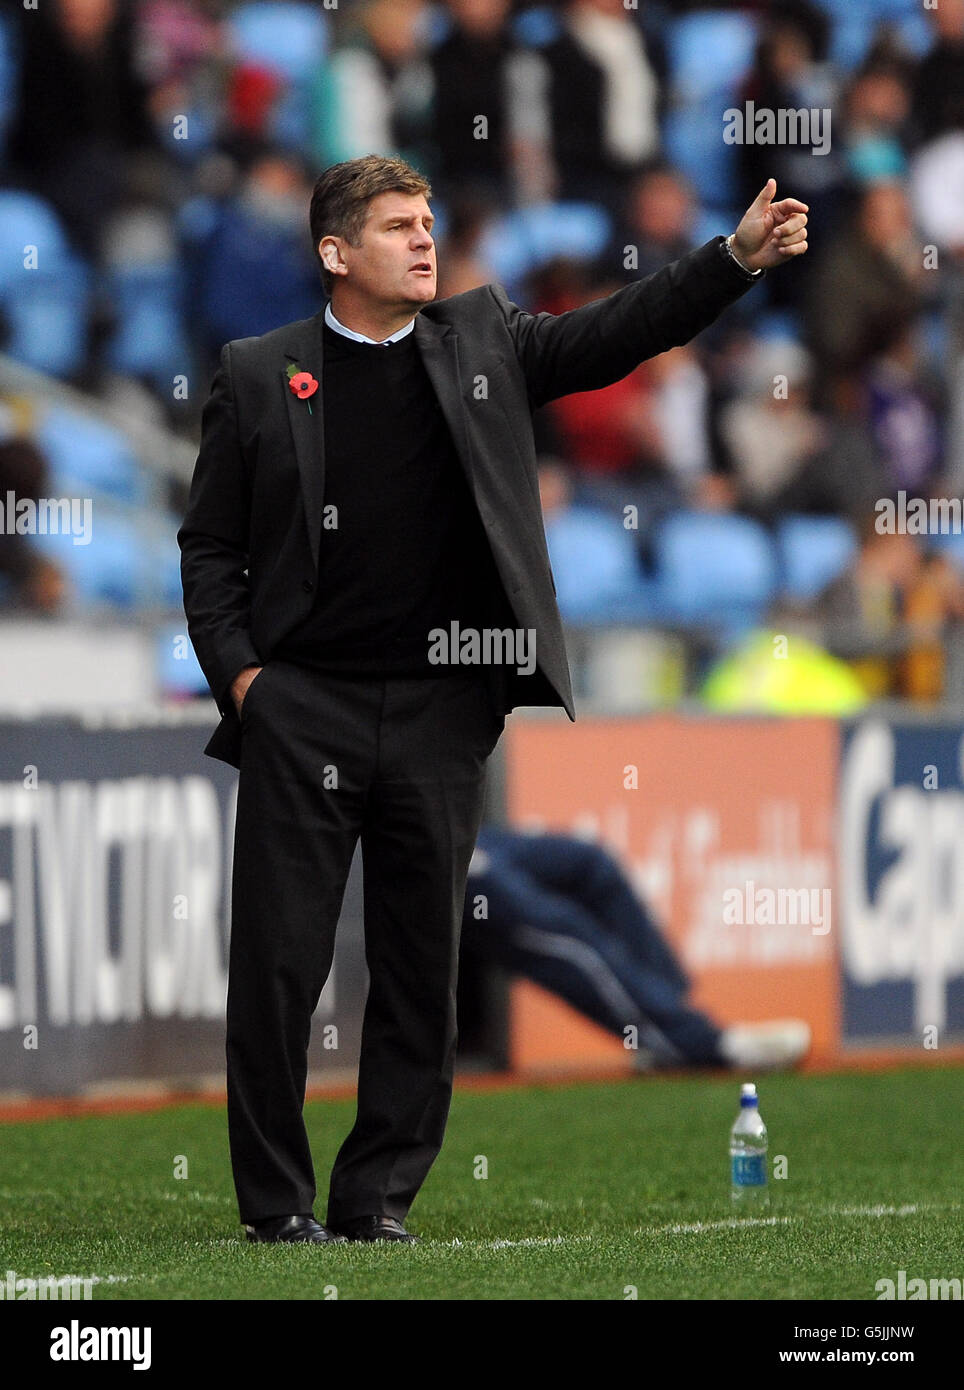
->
[273, 320, 513, 676]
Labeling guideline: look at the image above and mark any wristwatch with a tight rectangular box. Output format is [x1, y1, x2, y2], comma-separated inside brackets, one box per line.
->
[721, 233, 765, 281]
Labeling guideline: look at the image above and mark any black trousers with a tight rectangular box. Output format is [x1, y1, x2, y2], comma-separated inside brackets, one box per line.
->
[226, 658, 505, 1226]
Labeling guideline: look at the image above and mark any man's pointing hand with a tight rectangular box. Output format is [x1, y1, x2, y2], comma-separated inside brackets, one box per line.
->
[731, 178, 809, 272]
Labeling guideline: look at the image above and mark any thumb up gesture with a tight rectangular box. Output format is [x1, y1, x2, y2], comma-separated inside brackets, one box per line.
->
[731, 179, 809, 272]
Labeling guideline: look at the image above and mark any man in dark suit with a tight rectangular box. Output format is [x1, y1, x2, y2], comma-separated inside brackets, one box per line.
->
[177, 155, 808, 1245]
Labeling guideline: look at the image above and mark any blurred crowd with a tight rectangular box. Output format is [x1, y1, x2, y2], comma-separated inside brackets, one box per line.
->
[2, 0, 964, 705]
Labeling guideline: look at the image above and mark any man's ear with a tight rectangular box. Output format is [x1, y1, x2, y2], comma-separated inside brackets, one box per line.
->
[319, 237, 348, 278]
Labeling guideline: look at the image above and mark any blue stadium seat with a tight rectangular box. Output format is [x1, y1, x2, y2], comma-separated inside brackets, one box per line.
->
[0, 190, 75, 293]
[662, 12, 759, 211]
[145, 517, 187, 609]
[813, 0, 934, 71]
[663, 102, 743, 211]
[653, 511, 777, 630]
[31, 505, 184, 610]
[156, 622, 208, 696]
[0, 191, 91, 375]
[3, 262, 89, 377]
[227, 2, 329, 81]
[665, 11, 759, 99]
[478, 202, 612, 295]
[776, 514, 857, 602]
[31, 512, 142, 608]
[104, 263, 190, 393]
[35, 407, 151, 507]
[545, 503, 655, 623]
[510, 6, 560, 47]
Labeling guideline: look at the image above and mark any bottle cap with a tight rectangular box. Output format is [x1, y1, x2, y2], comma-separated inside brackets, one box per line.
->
[741, 1083, 757, 1097]
[740, 1082, 758, 1106]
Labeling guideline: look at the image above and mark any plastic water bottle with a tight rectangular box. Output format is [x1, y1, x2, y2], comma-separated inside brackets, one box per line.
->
[730, 1082, 769, 1208]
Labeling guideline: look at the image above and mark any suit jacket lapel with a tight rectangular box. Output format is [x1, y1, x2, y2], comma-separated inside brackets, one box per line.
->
[414, 314, 478, 493]
[283, 312, 326, 570]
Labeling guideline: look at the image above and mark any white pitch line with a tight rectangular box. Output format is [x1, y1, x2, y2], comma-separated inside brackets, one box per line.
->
[831, 1204, 919, 1218]
[653, 1216, 791, 1235]
[7, 1273, 136, 1286]
[488, 1235, 576, 1251]
[438, 1202, 933, 1249]
[646, 1203, 927, 1237]
[437, 1234, 595, 1251]
[160, 1191, 233, 1204]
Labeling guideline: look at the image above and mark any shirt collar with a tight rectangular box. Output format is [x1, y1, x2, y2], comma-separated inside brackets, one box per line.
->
[324, 301, 416, 346]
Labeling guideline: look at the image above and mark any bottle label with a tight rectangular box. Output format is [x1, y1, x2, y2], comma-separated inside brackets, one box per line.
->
[731, 1153, 767, 1187]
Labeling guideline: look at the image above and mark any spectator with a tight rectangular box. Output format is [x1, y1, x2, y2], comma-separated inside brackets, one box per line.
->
[434, 192, 499, 298]
[525, 261, 661, 479]
[909, 131, 964, 259]
[5, 0, 161, 262]
[0, 438, 66, 614]
[189, 149, 323, 363]
[643, 345, 713, 503]
[843, 56, 913, 184]
[427, 0, 524, 204]
[806, 181, 925, 401]
[137, 0, 223, 90]
[911, 0, 964, 146]
[719, 336, 880, 518]
[865, 320, 943, 499]
[538, 0, 661, 213]
[312, 0, 432, 170]
[548, 344, 658, 481]
[136, 0, 224, 164]
[737, 2, 844, 259]
[603, 161, 696, 286]
[815, 512, 964, 701]
[217, 63, 286, 168]
[532, 260, 719, 539]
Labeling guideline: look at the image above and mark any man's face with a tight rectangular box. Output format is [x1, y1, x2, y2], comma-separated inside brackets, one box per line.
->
[332, 191, 437, 309]
[449, 0, 510, 39]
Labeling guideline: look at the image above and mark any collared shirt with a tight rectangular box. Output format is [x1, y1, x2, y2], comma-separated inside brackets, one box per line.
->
[324, 301, 416, 346]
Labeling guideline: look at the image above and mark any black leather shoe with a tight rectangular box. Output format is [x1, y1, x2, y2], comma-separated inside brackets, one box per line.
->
[328, 1215, 418, 1244]
[244, 1214, 347, 1244]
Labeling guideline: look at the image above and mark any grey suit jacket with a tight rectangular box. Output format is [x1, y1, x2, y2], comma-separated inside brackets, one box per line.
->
[177, 236, 755, 768]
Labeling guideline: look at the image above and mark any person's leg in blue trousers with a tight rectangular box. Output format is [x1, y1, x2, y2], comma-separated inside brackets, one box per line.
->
[464, 829, 725, 1065]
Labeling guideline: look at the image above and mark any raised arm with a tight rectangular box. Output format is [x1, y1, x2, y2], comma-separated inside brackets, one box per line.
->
[495, 179, 808, 409]
[176, 343, 261, 714]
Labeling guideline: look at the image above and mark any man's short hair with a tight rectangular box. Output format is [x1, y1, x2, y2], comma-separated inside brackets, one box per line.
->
[309, 155, 433, 295]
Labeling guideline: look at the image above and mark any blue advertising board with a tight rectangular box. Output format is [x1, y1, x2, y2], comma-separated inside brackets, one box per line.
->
[839, 719, 964, 1046]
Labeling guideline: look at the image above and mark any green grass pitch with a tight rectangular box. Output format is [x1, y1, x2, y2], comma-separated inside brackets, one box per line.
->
[1, 1067, 961, 1300]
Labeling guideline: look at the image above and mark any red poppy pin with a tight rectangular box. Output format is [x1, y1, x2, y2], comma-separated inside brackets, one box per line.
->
[286, 363, 318, 414]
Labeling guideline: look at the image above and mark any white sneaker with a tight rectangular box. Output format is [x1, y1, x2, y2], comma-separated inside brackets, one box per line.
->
[718, 1020, 811, 1072]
